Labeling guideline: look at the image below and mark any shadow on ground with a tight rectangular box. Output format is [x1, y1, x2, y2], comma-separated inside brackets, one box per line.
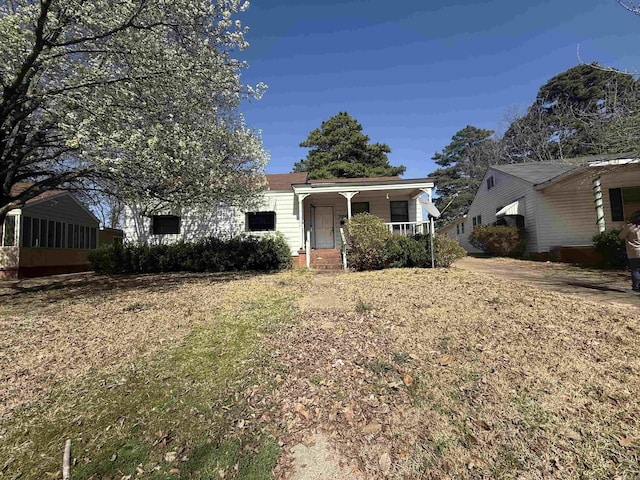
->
[0, 271, 256, 301]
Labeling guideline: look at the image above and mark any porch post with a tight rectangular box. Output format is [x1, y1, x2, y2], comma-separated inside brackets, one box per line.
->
[592, 177, 606, 233]
[338, 191, 359, 219]
[298, 193, 310, 248]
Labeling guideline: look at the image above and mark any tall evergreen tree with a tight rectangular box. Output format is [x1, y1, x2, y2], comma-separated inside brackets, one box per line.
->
[430, 126, 500, 223]
[502, 64, 640, 161]
[293, 112, 405, 179]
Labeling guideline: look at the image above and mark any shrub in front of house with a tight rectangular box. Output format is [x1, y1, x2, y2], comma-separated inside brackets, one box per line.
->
[383, 235, 429, 268]
[469, 225, 524, 257]
[344, 213, 392, 271]
[89, 232, 292, 274]
[592, 229, 626, 268]
[414, 233, 466, 268]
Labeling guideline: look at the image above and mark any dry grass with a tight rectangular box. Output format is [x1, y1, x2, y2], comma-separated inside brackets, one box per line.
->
[1, 266, 638, 479]
[272, 268, 640, 479]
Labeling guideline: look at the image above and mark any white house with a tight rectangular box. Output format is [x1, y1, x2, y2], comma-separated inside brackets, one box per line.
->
[452, 156, 640, 261]
[122, 173, 435, 268]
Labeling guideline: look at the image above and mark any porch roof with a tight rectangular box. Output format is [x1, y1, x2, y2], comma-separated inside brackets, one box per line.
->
[291, 176, 434, 195]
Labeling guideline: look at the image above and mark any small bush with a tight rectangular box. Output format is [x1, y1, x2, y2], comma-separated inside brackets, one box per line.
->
[469, 225, 523, 257]
[432, 234, 467, 267]
[592, 229, 626, 268]
[415, 234, 466, 267]
[89, 233, 292, 274]
[344, 213, 392, 271]
[383, 236, 428, 268]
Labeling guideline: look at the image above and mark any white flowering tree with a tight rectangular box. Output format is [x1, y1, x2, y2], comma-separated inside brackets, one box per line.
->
[0, 0, 268, 225]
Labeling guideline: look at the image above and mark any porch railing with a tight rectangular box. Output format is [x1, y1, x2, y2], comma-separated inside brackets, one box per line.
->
[385, 222, 429, 236]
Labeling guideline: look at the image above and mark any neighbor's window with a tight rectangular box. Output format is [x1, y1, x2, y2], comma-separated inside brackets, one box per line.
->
[152, 215, 181, 235]
[351, 202, 370, 215]
[456, 224, 460, 235]
[22, 216, 32, 247]
[472, 215, 482, 227]
[47, 220, 55, 248]
[39, 219, 47, 248]
[460, 222, 465, 234]
[246, 211, 276, 232]
[486, 176, 495, 190]
[610, 187, 640, 222]
[2, 215, 16, 246]
[390, 201, 409, 222]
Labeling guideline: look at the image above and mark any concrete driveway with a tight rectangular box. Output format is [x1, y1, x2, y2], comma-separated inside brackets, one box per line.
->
[454, 256, 639, 311]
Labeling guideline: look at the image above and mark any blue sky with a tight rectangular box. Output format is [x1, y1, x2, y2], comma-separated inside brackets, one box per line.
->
[238, 0, 640, 178]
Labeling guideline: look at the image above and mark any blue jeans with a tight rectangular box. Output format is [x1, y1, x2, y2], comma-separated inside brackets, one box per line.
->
[629, 257, 640, 290]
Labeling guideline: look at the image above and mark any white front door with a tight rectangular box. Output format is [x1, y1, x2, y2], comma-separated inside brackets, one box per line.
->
[314, 206, 334, 249]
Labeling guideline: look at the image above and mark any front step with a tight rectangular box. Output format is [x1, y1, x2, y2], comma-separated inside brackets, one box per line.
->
[310, 249, 343, 270]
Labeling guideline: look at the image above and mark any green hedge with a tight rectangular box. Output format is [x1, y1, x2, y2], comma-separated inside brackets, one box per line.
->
[592, 229, 626, 268]
[89, 233, 292, 274]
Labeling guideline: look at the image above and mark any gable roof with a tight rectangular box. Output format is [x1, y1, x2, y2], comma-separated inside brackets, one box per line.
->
[9, 182, 100, 223]
[10, 182, 67, 205]
[490, 163, 576, 185]
[265, 173, 308, 191]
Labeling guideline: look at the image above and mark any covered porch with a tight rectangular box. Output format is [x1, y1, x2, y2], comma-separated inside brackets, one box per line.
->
[291, 177, 435, 268]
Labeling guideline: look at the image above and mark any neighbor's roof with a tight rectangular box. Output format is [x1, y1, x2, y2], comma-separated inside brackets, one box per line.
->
[490, 163, 576, 185]
[10, 182, 67, 205]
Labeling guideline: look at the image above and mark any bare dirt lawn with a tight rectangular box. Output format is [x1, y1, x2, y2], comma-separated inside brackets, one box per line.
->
[1, 263, 639, 479]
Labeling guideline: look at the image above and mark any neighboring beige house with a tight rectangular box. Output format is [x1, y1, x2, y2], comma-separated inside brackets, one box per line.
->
[122, 173, 436, 268]
[0, 184, 100, 278]
[456, 156, 640, 261]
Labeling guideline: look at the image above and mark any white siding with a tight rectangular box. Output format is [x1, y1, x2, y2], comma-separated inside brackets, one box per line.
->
[461, 168, 536, 253]
[121, 190, 303, 255]
[122, 203, 242, 245]
[536, 168, 640, 251]
[251, 190, 301, 255]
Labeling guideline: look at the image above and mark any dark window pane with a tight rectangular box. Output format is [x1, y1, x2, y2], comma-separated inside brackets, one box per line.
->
[47, 220, 55, 248]
[90, 227, 97, 249]
[352, 202, 370, 215]
[152, 215, 181, 235]
[22, 216, 32, 247]
[73, 225, 79, 248]
[3, 216, 16, 246]
[39, 219, 47, 247]
[55, 221, 62, 248]
[32, 218, 40, 247]
[67, 224, 73, 248]
[246, 212, 276, 231]
[79, 226, 85, 249]
[390, 201, 409, 222]
[610, 188, 623, 221]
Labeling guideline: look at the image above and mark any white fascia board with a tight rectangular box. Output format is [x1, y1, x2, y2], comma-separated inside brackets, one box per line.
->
[534, 159, 640, 190]
[292, 181, 434, 195]
[587, 158, 640, 167]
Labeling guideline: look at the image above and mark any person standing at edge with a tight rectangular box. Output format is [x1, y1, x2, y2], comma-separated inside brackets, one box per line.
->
[619, 210, 640, 293]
